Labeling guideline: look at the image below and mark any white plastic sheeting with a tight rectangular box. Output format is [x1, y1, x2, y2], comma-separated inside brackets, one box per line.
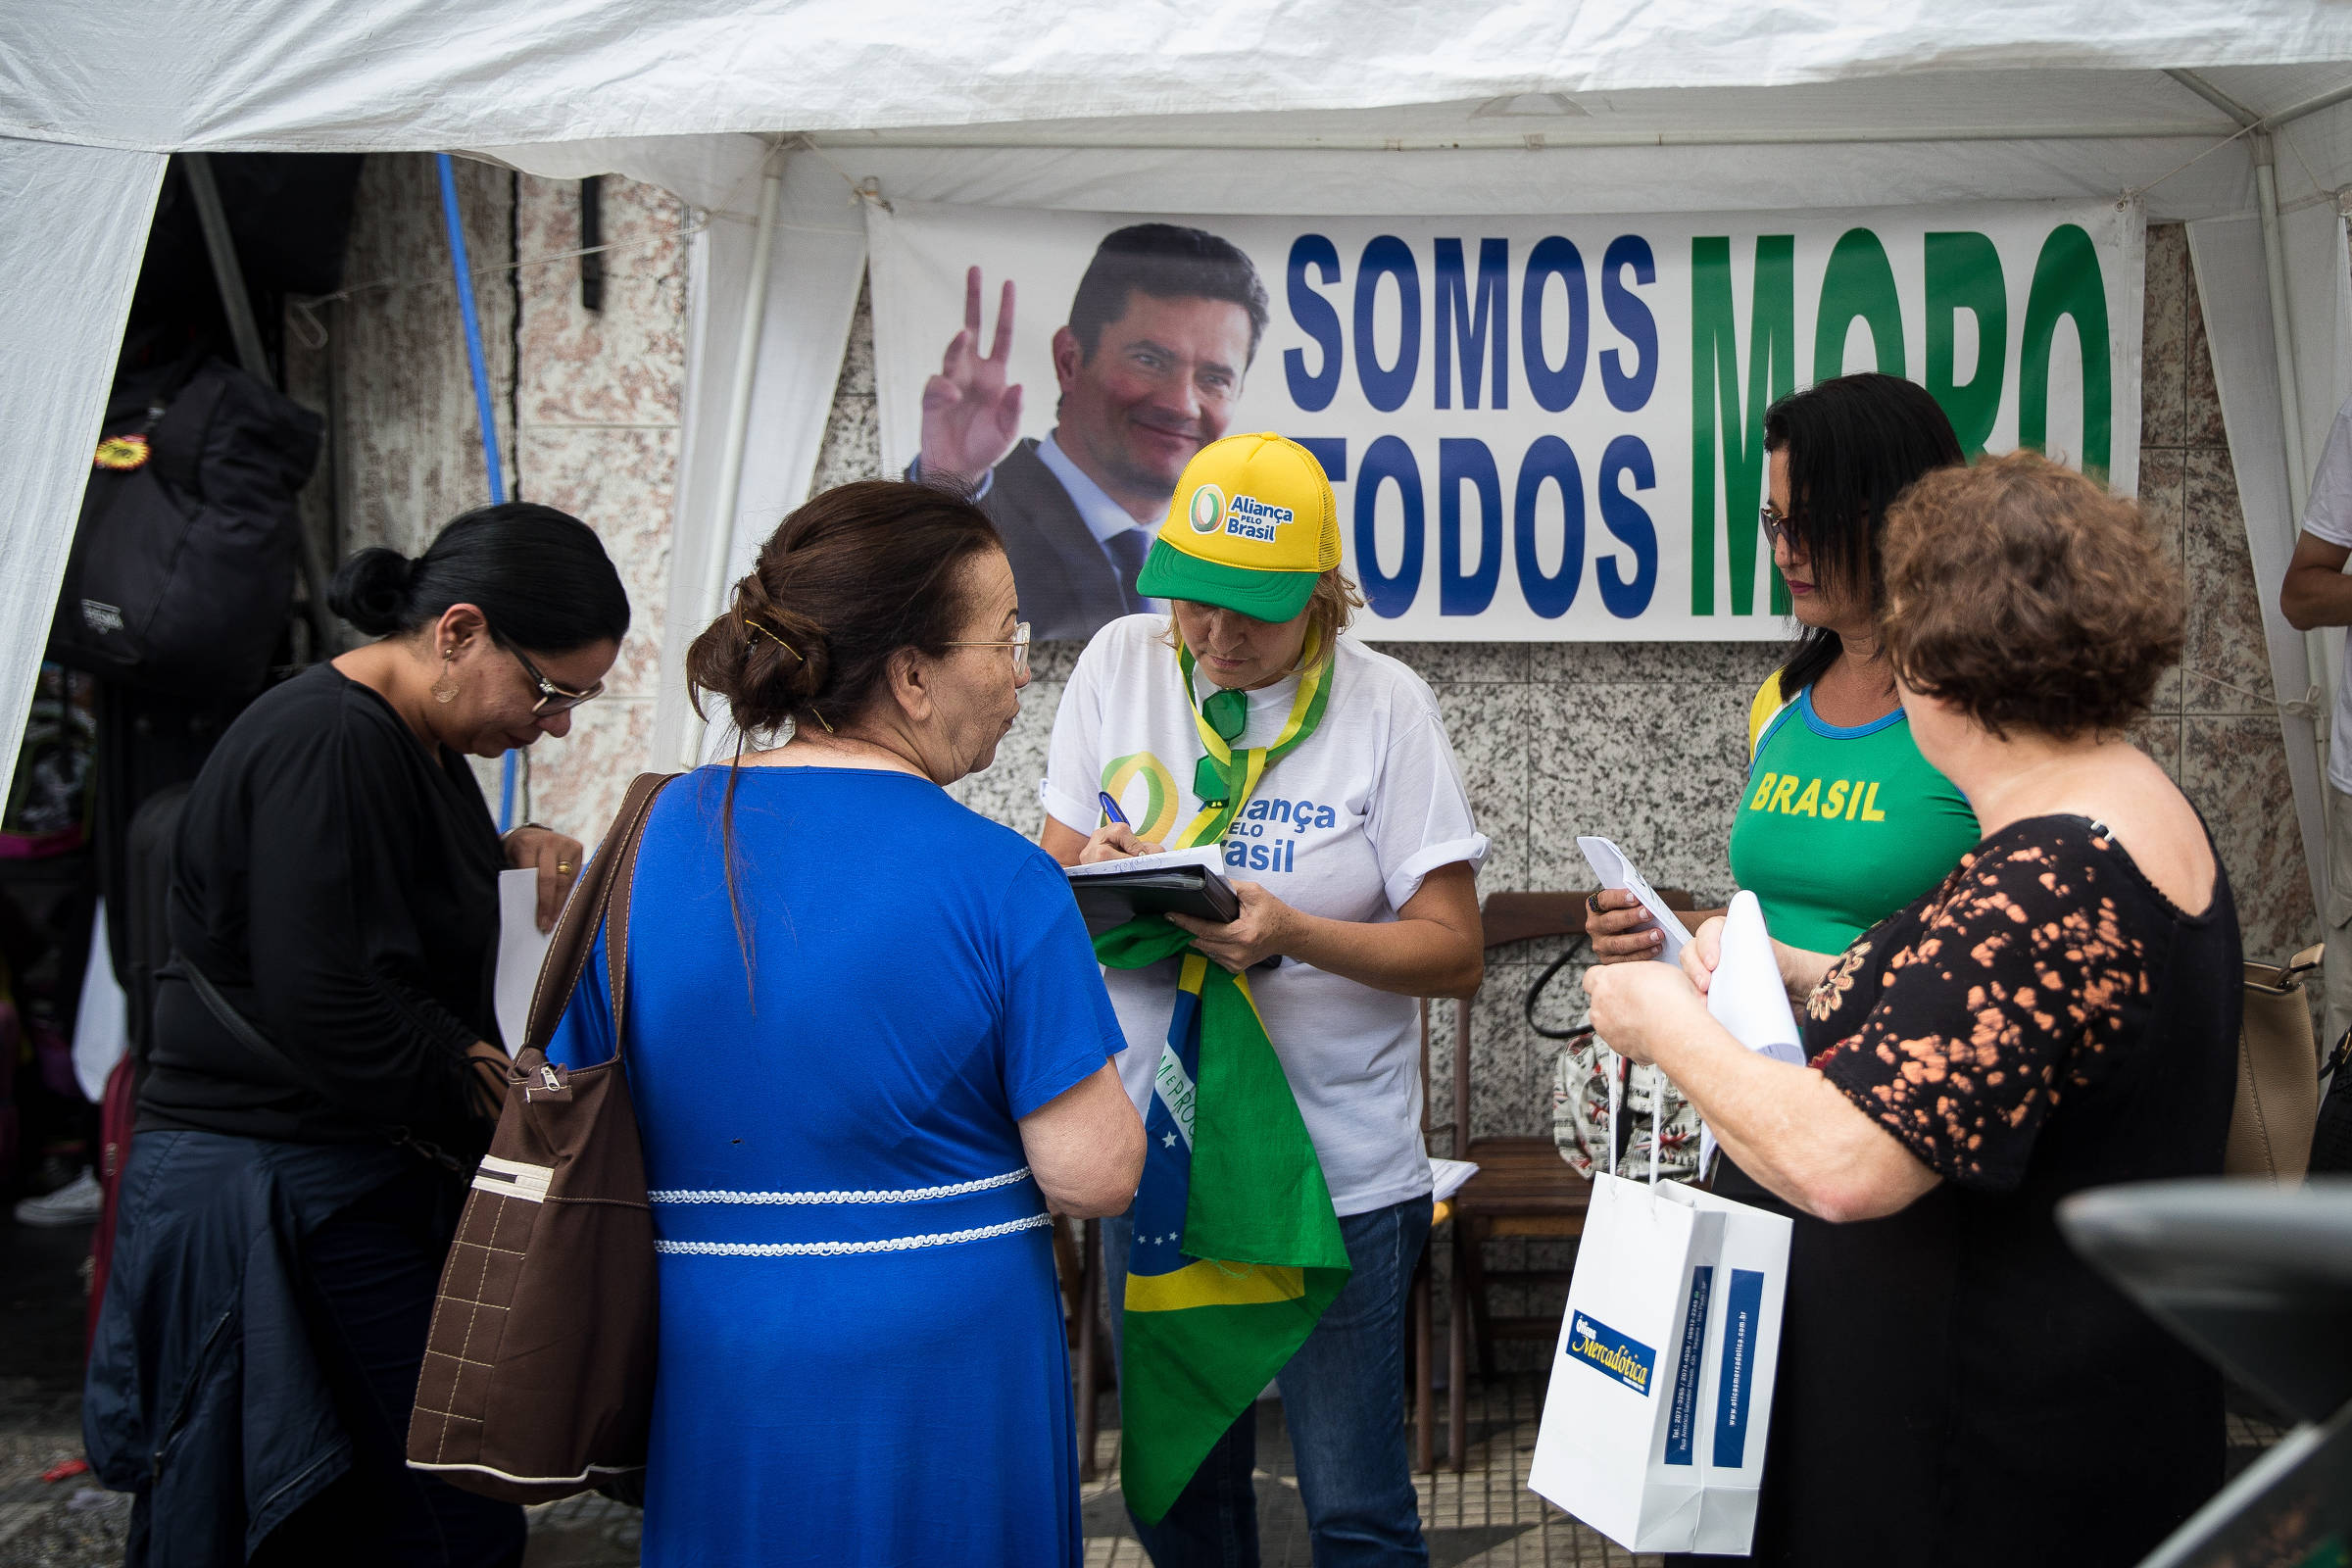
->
[2189, 214, 2344, 906]
[6, 4, 2351, 150]
[0, 137, 163, 780]
[5, 0, 2352, 861]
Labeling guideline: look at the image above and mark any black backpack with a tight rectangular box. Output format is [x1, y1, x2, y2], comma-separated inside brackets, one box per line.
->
[48, 354, 322, 697]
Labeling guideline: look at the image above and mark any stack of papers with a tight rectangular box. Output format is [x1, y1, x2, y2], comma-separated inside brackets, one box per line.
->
[1064, 845, 1228, 880]
[1699, 891, 1805, 1172]
[1577, 836, 1694, 965]
[494, 867, 553, 1057]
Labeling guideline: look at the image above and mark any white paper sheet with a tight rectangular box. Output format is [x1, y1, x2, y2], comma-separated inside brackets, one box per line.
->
[1577, 836, 1694, 965]
[1429, 1156, 1480, 1203]
[71, 898, 127, 1102]
[1699, 891, 1806, 1171]
[1064, 845, 1229, 880]
[494, 868, 553, 1056]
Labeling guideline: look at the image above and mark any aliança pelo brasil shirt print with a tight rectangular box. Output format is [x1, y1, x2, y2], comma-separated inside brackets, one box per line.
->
[1042, 614, 1488, 1217]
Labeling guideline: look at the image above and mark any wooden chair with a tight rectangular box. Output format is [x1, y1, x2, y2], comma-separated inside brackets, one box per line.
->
[1052, 1217, 1111, 1482]
[1420, 887, 1694, 1471]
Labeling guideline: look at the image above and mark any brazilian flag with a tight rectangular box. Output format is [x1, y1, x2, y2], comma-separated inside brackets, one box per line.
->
[1096, 919, 1350, 1525]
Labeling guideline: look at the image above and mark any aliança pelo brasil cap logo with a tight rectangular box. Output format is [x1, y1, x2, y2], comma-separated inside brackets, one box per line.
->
[1188, 482, 1225, 535]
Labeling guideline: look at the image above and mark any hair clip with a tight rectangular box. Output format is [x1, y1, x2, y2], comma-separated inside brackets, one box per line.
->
[743, 616, 801, 661]
[741, 615, 833, 732]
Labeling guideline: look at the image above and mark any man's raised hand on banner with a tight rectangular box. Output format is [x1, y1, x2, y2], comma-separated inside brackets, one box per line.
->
[918, 266, 1024, 489]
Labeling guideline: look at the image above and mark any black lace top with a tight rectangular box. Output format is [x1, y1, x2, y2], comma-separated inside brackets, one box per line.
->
[1706, 815, 2242, 1568]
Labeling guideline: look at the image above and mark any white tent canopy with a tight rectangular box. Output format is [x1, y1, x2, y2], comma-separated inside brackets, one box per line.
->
[6, 2, 2352, 897]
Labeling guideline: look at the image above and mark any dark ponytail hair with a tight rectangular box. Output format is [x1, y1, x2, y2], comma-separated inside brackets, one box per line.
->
[327, 502, 630, 652]
[684, 479, 1004, 992]
[1763, 373, 1964, 697]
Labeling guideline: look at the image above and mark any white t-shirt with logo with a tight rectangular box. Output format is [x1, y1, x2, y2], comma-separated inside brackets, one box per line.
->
[1041, 613, 1489, 1216]
[2300, 397, 2352, 795]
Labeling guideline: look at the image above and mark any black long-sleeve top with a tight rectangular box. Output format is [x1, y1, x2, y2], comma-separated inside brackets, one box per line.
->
[141, 662, 505, 1149]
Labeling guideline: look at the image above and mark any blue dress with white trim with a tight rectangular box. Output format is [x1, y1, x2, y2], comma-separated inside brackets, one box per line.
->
[547, 767, 1122, 1567]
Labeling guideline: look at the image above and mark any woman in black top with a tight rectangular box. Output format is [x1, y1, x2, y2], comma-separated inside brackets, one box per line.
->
[1584, 450, 2238, 1568]
[87, 503, 629, 1568]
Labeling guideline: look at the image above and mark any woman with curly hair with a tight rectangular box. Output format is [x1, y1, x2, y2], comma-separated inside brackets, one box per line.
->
[1583, 450, 2240, 1568]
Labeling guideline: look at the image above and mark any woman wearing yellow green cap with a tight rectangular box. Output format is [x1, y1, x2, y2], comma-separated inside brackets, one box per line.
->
[1042, 432, 1487, 1565]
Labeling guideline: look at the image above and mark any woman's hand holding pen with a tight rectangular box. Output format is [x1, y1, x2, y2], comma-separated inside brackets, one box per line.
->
[1080, 790, 1161, 863]
[1078, 822, 1163, 863]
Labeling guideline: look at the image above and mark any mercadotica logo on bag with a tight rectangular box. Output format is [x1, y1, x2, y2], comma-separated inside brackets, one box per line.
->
[1565, 1311, 1656, 1395]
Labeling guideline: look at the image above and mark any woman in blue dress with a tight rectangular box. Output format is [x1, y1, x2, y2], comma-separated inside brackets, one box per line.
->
[547, 480, 1146, 1567]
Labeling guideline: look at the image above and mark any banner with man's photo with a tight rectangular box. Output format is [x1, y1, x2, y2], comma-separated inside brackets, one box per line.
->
[867, 200, 2143, 643]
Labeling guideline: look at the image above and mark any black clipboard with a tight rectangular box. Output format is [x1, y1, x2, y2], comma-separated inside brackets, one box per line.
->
[1068, 863, 1241, 936]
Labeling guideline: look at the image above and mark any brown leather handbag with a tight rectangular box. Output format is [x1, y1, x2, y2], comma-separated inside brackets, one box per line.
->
[407, 771, 677, 1502]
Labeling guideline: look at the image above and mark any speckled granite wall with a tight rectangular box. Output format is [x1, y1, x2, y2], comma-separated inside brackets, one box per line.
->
[811, 223, 2320, 1161]
[311, 190, 2319, 1370]
[313, 194, 2318, 1149]
[313, 154, 518, 563]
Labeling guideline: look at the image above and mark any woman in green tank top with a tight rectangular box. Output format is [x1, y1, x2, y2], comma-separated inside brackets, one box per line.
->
[1591, 372, 1976, 963]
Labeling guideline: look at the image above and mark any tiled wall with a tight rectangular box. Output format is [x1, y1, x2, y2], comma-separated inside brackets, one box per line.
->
[289, 155, 688, 839]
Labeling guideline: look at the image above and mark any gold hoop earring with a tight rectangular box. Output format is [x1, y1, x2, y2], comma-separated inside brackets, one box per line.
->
[432, 647, 459, 705]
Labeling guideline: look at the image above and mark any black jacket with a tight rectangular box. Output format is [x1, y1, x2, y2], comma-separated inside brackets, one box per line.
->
[141, 662, 503, 1152]
[85, 1131, 420, 1565]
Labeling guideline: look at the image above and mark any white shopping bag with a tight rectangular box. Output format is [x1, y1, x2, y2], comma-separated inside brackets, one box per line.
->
[1530, 1052, 1794, 1551]
[1529, 1173, 1726, 1549]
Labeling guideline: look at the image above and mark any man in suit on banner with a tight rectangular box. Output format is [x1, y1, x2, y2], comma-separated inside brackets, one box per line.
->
[914, 223, 1270, 640]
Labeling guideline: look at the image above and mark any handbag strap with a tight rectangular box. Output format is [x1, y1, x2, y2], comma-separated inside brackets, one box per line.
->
[521, 770, 677, 1058]
[1524, 939, 1595, 1043]
[175, 954, 466, 1174]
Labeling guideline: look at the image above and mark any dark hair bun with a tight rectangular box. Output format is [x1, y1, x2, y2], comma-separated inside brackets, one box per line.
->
[683, 479, 1004, 741]
[327, 547, 416, 636]
[688, 584, 830, 738]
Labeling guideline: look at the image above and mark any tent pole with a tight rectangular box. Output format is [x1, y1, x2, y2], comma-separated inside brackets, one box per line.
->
[683, 150, 786, 766]
[182, 152, 342, 663]
[2255, 133, 2334, 811]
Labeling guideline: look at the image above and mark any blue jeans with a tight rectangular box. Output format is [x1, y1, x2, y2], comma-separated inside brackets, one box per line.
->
[1104, 1197, 1432, 1568]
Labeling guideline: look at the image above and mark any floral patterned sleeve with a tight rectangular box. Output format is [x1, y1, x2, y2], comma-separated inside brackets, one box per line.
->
[1806, 824, 2152, 1193]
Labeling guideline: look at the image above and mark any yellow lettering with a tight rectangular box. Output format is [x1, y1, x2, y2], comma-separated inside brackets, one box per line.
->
[1747, 771, 1778, 810]
[1769, 775, 1799, 814]
[1792, 778, 1822, 817]
[1824, 779, 1850, 818]
[1861, 781, 1886, 822]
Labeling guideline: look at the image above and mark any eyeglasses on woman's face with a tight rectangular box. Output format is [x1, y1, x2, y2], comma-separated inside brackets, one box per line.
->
[501, 638, 605, 716]
[942, 621, 1032, 679]
[1759, 504, 1804, 558]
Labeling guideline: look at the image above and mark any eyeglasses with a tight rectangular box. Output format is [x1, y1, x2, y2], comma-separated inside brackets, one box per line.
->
[943, 621, 1032, 678]
[501, 639, 604, 716]
[1759, 505, 1801, 554]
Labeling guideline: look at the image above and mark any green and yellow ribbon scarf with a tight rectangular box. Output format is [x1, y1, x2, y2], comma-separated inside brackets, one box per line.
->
[1093, 634, 1350, 1525]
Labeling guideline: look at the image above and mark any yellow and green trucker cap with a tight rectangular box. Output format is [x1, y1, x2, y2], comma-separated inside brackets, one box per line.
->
[1135, 432, 1342, 621]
